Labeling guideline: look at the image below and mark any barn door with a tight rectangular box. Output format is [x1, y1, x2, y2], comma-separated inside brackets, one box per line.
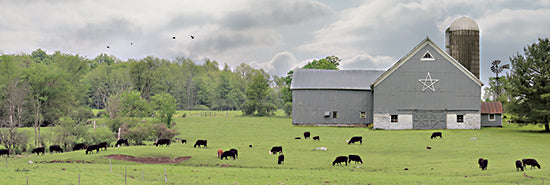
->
[413, 110, 446, 129]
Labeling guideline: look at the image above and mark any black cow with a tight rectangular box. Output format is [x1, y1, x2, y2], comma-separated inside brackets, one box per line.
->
[516, 160, 524, 171]
[304, 131, 311, 139]
[0, 149, 9, 157]
[73, 143, 87, 151]
[478, 158, 484, 169]
[86, 145, 99, 154]
[116, 139, 129, 147]
[98, 142, 108, 151]
[193, 140, 207, 148]
[229, 149, 238, 159]
[270, 146, 283, 154]
[313, 136, 320, 140]
[333, 156, 348, 166]
[278, 154, 284, 164]
[155, 139, 171, 147]
[348, 136, 362, 145]
[181, 139, 187, 144]
[294, 137, 301, 139]
[220, 150, 237, 160]
[348, 155, 363, 164]
[49, 145, 63, 153]
[431, 132, 442, 139]
[31, 147, 45, 155]
[480, 159, 488, 170]
[522, 158, 541, 169]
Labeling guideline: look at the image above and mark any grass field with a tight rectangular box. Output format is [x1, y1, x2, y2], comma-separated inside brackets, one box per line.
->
[1, 113, 550, 185]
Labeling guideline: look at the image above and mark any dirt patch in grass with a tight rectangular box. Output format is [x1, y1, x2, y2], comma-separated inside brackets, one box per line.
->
[104, 154, 191, 164]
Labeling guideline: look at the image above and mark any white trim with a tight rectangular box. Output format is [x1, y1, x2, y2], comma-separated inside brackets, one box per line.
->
[421, 50, 435, 61]
[488, 114, 495, 121]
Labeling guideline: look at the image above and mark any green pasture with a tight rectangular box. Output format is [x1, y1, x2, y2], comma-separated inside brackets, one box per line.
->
[1, 114, 550, 184]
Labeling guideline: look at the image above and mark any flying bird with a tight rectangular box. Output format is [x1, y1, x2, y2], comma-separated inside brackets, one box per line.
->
[172, 36, 176, 39]
[130, 42, 133, 45]
[190, 35, 195, 39]
[106, 46, 110, 49]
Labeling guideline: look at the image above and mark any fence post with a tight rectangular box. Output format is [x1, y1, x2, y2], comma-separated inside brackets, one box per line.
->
[109, 158, 112, 173]
[5, 157, 7, 168]
[79, 173, 81, 185]
[27, 176, 28, 185]
[125, 166, 127, 185]
[164, 168, 167, 182]
[142, 171, 144, 180]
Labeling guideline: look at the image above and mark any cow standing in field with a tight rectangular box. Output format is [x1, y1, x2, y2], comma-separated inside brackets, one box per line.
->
[116, 139, 129, 147]
[49, 145, 63, 154]
[220, 149, 238, 160]
[313, 136, 320, 140]
[194, 140, 207, 148]
[217, 149, 223, 158]
[522, 159, 541, 169]
[278, 155, 284, 164]
[348, 155, 363, 164]
[31, 147, 45, 155]
[181, 139, 187, 144]
[333, 156, 348, 166]
[347, 136, 362, 145]
[0, 149, 9, 157]
[516, 160, 524, 171]
[155, 139, 171, 147]
[73, 143, 87, 151]
[98, 142, 108, 151]
[86, 145, 99, 154]
[270, 146, 283, 155]
[304, 131, 311, 139]
[431, 132, 442, 139]
[478, 158, 488, 170]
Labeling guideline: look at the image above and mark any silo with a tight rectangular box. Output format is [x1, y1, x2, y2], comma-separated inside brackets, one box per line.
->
[445, 17, 480, 78]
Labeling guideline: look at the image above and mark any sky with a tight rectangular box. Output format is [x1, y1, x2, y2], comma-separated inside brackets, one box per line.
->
[1, 0, 549, 87]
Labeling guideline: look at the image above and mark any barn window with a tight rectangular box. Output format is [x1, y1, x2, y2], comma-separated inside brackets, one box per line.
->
[457, 115, 464, 123]
[489, 114, 495, 121]
[332, 111, 338, 118]
[360, 112, 366, 119]
[391, 115, 398, 123]
[421, 51, 435, 61]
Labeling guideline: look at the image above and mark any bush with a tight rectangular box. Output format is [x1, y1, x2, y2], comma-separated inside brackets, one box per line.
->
[283, 102, 292, 116]
[96, 110, 108, 118]
[192, 105, 210, 110]
[90, 127, 116, 145]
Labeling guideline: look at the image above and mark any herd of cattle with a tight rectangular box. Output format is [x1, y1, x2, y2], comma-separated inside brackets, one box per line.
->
[0, 131, 542, 172]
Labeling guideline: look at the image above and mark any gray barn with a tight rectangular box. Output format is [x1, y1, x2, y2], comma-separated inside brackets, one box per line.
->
[291, 38, 483, 129]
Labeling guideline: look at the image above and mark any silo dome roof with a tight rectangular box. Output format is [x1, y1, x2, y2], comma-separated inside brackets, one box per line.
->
[449, 17, 479, 31]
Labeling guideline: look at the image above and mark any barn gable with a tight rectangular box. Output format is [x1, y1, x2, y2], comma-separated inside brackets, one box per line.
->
[372, 37, 482, 129]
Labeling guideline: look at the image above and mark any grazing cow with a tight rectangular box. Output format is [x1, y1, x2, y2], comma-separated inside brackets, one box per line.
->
[193, 140, 207, 148]
[333, 156, 348, 166]
[181, 139, 187, 144]
[480, 159, 488, 170]
[86, 145, 99, 154]
[522, 159, 541, 169]
[31, 147, 45, 155]
[249, 145, 253, 148]
[348, 155, 363, 164]
[0, 149, 9, 157]
[347, 136, 362, 145]
[155, 139, 171, 147]
[295, 137, 301, 139]
[217, 149, 223, 158]
[516, 160, 524, 171]
[98, 142, 108, 150]
[431, 132, 442, 139]
[49, 145, 63, 153]
[229, 149, 238, 159]
[278, 154, 284, 164]
[313, 136, 320, 140]
[220, 150, 237, 160]
[115, 139, 129, 147]
[73, 143, 87, 151]
[270, 146, 283, 155]
[304, 131, 311, 139]
[478, 158, 484, 169]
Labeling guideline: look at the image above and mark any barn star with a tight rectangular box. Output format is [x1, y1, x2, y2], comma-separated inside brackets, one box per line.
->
[418, 72, 439, 92]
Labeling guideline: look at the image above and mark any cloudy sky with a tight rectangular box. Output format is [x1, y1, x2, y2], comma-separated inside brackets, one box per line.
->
[1, 0, 549, 86]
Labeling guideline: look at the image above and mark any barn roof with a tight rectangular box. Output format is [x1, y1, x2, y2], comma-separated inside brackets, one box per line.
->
[291, 69, 385, 90]
[481, 102, 503, 114]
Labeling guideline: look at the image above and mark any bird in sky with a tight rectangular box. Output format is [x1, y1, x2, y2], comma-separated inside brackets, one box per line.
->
[106, 45, 110, 49]
[172, 36, 176, 39]
[190, 35, 195, 39]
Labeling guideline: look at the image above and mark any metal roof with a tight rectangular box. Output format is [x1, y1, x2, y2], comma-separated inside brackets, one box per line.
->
[449, 17, 479, 31]
[481, 102, 503, 114]
[290, 69, 385, 90]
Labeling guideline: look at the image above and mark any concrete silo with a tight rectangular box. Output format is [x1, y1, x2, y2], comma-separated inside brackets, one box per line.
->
[445, 17, 480, 79]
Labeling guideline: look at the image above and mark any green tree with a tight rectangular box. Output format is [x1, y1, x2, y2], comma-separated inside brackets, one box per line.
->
[152, 93, 177, 128]
[243, 70, 272, 116]
[505, 38, 550, 131]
